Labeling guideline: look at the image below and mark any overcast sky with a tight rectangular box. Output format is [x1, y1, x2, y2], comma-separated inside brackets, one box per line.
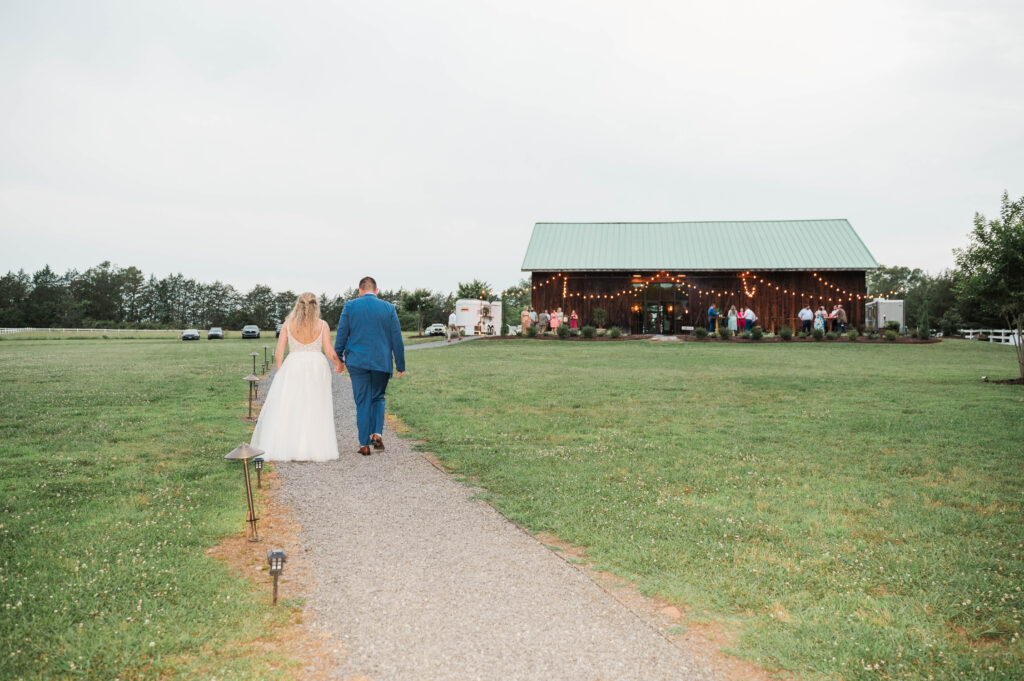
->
[2, 0, 1022, 295]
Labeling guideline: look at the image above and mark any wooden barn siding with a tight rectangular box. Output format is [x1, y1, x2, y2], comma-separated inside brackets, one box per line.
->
[530, 271, 868, 332]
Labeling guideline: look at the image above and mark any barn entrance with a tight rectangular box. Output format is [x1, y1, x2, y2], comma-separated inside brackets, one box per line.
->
[631, 282, 689, 334]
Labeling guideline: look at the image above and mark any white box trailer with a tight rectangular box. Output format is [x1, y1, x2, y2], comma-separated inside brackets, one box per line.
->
[865, 298, 905, 332]
[455, 299, 503, 336]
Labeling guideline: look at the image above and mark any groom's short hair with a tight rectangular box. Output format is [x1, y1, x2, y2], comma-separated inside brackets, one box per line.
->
[359, 276, 377, 292]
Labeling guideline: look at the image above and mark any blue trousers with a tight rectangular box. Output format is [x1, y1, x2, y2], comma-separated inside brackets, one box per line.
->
[348, 366, 390, 447]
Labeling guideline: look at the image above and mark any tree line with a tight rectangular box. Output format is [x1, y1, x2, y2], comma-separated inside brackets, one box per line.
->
[0, 262, 533, 334]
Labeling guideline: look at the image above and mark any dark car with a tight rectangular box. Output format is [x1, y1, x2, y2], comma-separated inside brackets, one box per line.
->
[241, 325, 260, 339]
[181, 329, 200, 341]
[208, 327, 224, 339]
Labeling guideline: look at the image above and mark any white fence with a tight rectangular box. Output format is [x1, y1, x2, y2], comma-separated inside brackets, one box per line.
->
[0, 327, 182, 335]
[960, 329, 1021, 346]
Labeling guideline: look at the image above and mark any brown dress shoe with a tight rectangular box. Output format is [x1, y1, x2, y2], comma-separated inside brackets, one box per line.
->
[358, 445, 371, 456]
[371, 434, 385, 450]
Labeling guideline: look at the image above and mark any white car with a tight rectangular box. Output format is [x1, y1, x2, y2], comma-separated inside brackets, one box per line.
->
[424, 323, 446, 336]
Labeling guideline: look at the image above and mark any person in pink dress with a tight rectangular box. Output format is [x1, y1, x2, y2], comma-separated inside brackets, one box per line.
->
[569, 310, 579, 329]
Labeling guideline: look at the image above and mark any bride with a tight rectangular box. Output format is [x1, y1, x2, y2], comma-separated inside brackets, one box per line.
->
[251, 292, 341, 461]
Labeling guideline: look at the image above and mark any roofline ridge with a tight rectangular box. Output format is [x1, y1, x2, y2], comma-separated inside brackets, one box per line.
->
[533, 219, 851, 225]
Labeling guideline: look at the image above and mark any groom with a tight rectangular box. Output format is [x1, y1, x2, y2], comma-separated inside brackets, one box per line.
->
[333, 276, 406, 456]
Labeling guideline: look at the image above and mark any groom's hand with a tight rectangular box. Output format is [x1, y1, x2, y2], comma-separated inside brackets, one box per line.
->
[396, 371, 405, 378]
[333, 361, 345, 374]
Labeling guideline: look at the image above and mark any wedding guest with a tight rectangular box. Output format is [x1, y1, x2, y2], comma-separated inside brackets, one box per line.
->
[743, 307, 757, 329]
[550, 308, 561, 331]
[569, 310, 579, 330]
[737, 306, 746, 332]
[529, 307, 538, 325]
[727, 305, 738, 333]
[520, 306, 532, 330]
[828, 306, 839, 332]
[836, 305, 848, 333]
[537, 309, 550, 334]
[798, 304, 814, 333]
[707, 303, 719, 332]
[814, 306, 827, 331]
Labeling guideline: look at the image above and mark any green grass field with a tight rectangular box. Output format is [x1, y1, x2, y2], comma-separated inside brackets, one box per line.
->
[0, 337, 299, 680]
[389, 338, 1024, 681]
[2, 336, 1021, 680]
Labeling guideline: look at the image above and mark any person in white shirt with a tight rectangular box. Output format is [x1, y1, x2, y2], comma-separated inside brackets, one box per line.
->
[744, 307, 757, 329]
[798, 305, 814, 333]
[447, 310, 459, 343]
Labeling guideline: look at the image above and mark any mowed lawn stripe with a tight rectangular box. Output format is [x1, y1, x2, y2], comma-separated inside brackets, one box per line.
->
[390, 339, 1024, 681]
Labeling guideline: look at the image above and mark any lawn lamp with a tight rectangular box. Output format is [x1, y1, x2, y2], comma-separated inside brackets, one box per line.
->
[224, 443, 264, 542]
[244, 373, 260, 421]
[267, 549, 287, 605]
[263, 344, 269, 368]
[250, 351, 259, 374]
[253, 456, 264, 488]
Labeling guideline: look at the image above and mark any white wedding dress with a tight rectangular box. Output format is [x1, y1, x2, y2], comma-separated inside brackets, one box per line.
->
[250, 320, 339, 462]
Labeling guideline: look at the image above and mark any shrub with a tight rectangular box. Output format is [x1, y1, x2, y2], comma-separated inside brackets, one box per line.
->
[847, 329, 859, 341]
[884, 329, 898, 341]
[608, 326, 622, 338]
[939, 309, 963, 337]
[868, 331, 879, 340]
[693, 327, 709, 339]
[917, 325, 931, 340]
[740, 331, 752, 339]
[501, 324, 509, 336]
[885, 320, 900, 332]
[812, 328, 825, 341]
[569, 328, 580, 337]
[797, 331, 807, 339]
[750, 326, 764, 340]
[717, 327, 733, 340]
[525, 325, 538, 338]
[779, 325, 793, 341]
[596, 329, 607, 337]
[581, 325, 596, 338]
[593, 307, 607, 328]
[825, 331, 839, 341]
[556, 324, 570, 338]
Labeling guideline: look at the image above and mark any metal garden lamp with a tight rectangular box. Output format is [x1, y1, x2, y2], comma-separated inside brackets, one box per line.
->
[224, 443, 264, 542]
[253, 457, 264, 488]
[267, 549, 287, 605]
[250, 351, 259, 374]
[244, 373, 260, 421]
[263, 344, 269, 368]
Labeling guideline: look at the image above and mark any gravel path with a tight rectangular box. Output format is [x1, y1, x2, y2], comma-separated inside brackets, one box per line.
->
[272, 356, 716, 681]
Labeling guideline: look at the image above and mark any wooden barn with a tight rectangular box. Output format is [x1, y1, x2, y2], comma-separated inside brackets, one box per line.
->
[521, 220, 879, 334]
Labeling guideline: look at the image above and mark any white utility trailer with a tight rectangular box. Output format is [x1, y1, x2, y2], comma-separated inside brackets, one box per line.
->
[454, 299, 503, 336]
[865, 298, 905, 332]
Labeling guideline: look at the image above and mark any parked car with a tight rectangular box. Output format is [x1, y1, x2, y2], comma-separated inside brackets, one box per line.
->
[181, 329, 200, 341]
[208, 327, 224, 339]
[276, 323, 282, 338]
[241, 325, 261, 339]
[424, 323, 446, 336]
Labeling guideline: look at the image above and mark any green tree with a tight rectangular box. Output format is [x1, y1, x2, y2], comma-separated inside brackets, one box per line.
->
[401, 288, 434, 335]
[501, 278, 531, 329]
[456, 279, 492, 300]
[241, 285, 276, 329]
[0, 270, 30, 326]
[954, 191, 1024, 379]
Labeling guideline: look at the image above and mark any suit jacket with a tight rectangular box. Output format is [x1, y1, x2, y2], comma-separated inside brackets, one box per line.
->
[334, 293, 406, 374]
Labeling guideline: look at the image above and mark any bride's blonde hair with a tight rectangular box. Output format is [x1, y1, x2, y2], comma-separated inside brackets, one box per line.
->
[286, 292, 322, 339]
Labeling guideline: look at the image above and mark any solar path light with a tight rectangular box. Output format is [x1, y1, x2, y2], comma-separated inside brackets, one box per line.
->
[267, 549, 287, 605]
[253, 456, 264, 488]
[250, 351, 259, 374]
[263, 344, 269, 368]
[224, 443, 264, 542]
[244, 374, 259, 421]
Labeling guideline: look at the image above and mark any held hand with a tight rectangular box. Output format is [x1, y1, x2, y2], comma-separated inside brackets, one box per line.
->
[396, 371, 405, 378]
[334, 361, 345, 374]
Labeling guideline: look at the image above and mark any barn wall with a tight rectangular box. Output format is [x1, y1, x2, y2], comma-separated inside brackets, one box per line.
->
[530, 271, 868, 333]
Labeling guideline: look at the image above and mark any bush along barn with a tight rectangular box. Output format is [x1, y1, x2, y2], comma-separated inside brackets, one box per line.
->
[521, 220, 879, 335]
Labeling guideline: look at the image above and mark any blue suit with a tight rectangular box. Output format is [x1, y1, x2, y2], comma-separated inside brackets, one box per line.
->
[334, 293, 406, 447]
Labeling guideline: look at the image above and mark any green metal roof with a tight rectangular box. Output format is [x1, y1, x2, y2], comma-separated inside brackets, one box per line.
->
[521, 220, 878, 272]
